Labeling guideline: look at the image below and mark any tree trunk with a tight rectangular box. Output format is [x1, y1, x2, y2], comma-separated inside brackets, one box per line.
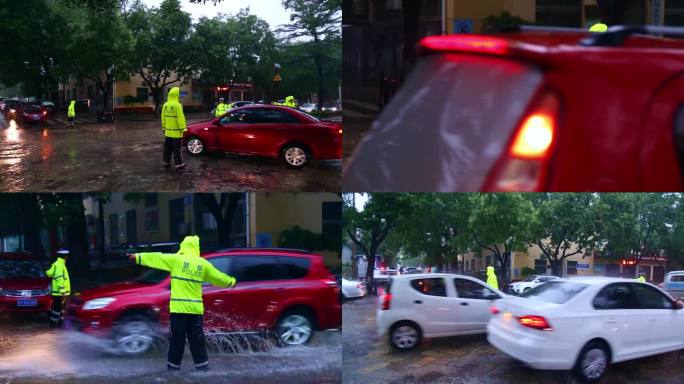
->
[199, 193, 243, 248]
[18, 195, 45, 258]
[97, 201, 106, 259]
[365, 243, 379, 295]
[60, 194, 90, 277]
[550, 259, 562, 277]
[152, 86, 163, 117]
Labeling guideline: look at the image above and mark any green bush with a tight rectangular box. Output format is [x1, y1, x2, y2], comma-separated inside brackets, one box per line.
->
[278, 225, 340, 252]
[122, 95, 145, 105]
[520, 266, 536, 278]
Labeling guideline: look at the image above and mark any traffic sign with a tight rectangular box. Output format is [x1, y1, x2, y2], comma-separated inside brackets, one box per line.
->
[273, 74, 282, 82]
[453, 19, 473, 34]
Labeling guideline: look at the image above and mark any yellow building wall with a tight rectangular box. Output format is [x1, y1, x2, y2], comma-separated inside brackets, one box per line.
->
[446, 0, 536, 34]
[250, 193, 341, 269]
[115, 73, 203, 109]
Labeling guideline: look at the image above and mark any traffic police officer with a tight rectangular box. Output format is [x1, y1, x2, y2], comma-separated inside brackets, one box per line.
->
[589, 22, 608, 32]
[67, 100, 76, 128]
[161, 87, 187, 170]
[46, 250, 71, 327]
[214, 97, 228, 117]
[486, 265, 499, 290]
[637, 273, 646, 283]
[129, 235, 236, 371]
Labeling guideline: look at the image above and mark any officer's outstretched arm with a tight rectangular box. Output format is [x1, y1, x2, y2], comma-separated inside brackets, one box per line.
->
[135, 252, 178, 272]
[204, 263, 236, 288]
[45, 262, 56, 277]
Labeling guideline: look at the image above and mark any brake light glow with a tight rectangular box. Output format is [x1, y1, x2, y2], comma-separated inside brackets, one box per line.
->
[338, 129, 343, 134]
[381, 293, 392, 311]
[490, 306, 500, 315]
[517, 315, 553, 331]
[420, 35, 508, 55]
[483, 91, 560, 192]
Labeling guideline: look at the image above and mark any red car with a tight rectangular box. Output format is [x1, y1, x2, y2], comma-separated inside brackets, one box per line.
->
[183, 105, 342, 168]
[344, 26, 684, 192]
[68, 248, 341, 355]
[0, 253, 52, 313]
[19, 104, 48, 124]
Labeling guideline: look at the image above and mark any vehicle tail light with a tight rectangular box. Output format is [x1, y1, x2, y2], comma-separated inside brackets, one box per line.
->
[490, 306, 500, 315]
[483, 91, 560, 192]
[517, 315, 553, 331]
[356, 283, 364, 289]
[420, 35, 508, 55]
[380, 292, 392, 311]
[338, 128, 343, 135]
[42, 110, 47, 116]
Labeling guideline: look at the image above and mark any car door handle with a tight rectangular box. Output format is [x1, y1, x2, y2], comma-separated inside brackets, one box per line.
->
[414, 300, 422, 304]
[460, 302, 468, 306]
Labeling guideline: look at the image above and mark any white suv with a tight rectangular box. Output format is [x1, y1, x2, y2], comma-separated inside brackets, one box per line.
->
[510, 275, 560, 295]
[488, 277, 684, 382]
[377, 273, 504, 351]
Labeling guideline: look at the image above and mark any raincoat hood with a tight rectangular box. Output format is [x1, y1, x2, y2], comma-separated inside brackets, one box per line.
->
[167, 87, 180, 103]
[69, 101, 75, 107]
[285, 96, 295, 103]
[487, 266, 495, 275]
[178, 235, 200, 257]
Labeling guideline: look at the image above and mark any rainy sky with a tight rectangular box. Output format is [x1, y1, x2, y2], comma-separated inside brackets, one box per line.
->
[141, 0, 294, 30]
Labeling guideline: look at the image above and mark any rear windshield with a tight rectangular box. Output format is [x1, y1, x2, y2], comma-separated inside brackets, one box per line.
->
[521, 281, 587, 304]
[344, 53, 542, 191]
[0, 260, 45, 279]
[669, 274, 684, 282]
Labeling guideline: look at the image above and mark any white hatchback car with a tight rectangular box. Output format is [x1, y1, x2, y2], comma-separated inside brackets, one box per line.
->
[509, 275, 560, 295]
[377, 273, 504, 351]
[488, 277, 684, 382]
[342, 278, 367, 300]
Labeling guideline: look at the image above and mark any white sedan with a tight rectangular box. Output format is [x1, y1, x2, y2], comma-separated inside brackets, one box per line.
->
[488, 277, 684, 382]
[342, 278, 367, 300]
[377, 273, 504, 351]
[509, 275, 559, 295]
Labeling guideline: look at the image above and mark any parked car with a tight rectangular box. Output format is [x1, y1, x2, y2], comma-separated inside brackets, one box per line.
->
[377, 273, 505, 351]
[41, 101, 57, 116]
[488, 277, 684, 382]
[509, 275, 560, 295]
[0, 252, 52, 314]
[341, 278, 367, 301]
[299, 103, 318, 113]
[19, 104, 48, 124]
[663, 270, 684, 299]
[229, 101, 254, 109]
[3, 99, 22, 120]
[67, 248, 341, 355]
[345, 26, 684, 192]
[321, 103, 341, 113]
[183, 105, 342, 168]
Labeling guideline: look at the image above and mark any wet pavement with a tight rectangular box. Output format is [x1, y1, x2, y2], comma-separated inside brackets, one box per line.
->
[342, 296, 684, 384]
[0, 118, 340, 192]
[0, 314, 341, 384]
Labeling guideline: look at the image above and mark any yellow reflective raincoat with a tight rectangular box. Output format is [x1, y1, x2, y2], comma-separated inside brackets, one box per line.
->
[67, 101, 76, 117]
[134, 236, 236, 314]
[589, 23, 608, 32]
[215, 102, 229, 117]
[46, 257, 71, 296]
[284, 96, 296, 108]
[161, 87, 187, 139]
[638, 275, 646, 283]
[486, 266, 498, 290]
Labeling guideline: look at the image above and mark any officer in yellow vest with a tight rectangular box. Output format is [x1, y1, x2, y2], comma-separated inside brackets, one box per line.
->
[161, 87, 187, 170]
[129, 235, 236, 371]
[486, 265, 499, 290]
[214, 97, 228, 117]
[637, 273, 646, 283]
[67, 100, 76, 128]
[45, 250, 71, 327]
[589, 22, 608, 32]
[284, 95, 297, 108]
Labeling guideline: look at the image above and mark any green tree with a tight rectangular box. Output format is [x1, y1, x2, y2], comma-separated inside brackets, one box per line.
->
[527, 193, 599, 277]
[482, 11, 530, 33]
[279, 0, 341, 105]
[125, 0, 193, 116]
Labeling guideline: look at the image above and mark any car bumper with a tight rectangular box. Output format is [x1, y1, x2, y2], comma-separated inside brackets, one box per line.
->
[487, 319, 574, 370]
[0, 295, 51, 312]
[68, 306, 117, 335]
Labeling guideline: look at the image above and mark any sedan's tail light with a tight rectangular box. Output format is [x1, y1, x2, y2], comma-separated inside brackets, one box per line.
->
[490, 306, 500, 315]
[517, 315, 553, 331]
[380, 292, 392, 311]
[483, 91, 560, 192]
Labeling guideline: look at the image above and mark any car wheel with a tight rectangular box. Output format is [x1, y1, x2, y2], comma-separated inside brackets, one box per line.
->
[186, 136, 205, 156]
[389, 321, 422, 351]
[276, 310, 313, 346]
[523, 287, 531, 294]
[281, 144, 309, 168]
[113, 316, 158, 356]
[574, 341, 610, 383]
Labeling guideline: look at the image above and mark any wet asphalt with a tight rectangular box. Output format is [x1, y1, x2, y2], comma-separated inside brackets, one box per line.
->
[342, 296, 684, 384]
[0, 118, 340, 192]
[0, 314, 341, 384]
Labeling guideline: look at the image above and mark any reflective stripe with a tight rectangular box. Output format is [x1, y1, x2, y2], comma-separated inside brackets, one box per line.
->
[171, 276, 203, 284]
[170, 298, 203, 303]
[167, 362, 181, 368]
[194, 361, 209, 367]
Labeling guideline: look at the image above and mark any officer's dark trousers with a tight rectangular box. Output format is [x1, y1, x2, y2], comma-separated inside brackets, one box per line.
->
[49, 296, 65, 327]
[167, 313, 208, 370]
[163, 137, 183, 166]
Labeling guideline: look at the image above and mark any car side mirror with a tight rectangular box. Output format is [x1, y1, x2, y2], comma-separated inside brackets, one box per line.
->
[674, 301, 683, 310]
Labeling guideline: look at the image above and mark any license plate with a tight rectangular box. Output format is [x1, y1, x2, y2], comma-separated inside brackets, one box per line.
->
[17, 299, 37, 307]
[32, 116, 40, 120]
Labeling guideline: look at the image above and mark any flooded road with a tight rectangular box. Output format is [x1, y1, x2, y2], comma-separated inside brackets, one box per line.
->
[0, 315, 341, 383]
[0, 118, 340, 192]
[343, 296, 684, 384]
